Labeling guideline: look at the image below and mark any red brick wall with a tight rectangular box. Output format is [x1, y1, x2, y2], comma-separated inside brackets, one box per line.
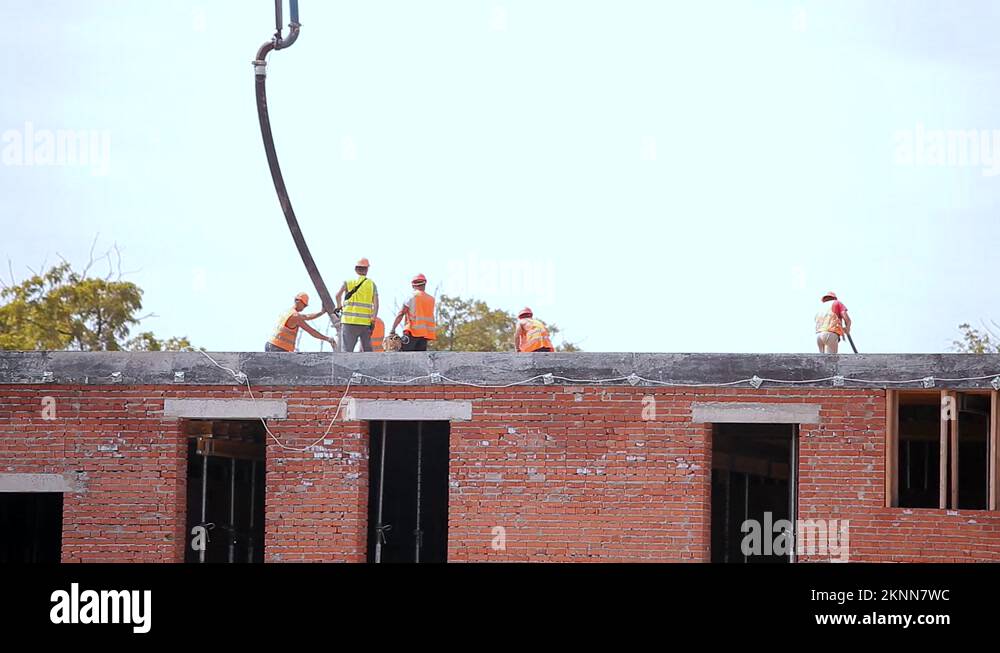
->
[1, 383, 998, 562]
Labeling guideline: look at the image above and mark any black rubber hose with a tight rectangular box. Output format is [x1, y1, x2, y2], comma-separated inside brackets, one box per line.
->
[253, 6, 334, 314]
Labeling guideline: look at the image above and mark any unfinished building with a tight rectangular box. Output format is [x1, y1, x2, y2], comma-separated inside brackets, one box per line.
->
[1, 351, 998, 562]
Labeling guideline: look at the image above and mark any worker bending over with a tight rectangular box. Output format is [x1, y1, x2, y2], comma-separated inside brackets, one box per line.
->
[266, 292, 335, 352]
[514, 307, 554, 352]
[335, 258, 379, 352]
[815, 291, 851, 353]
[391, 273, 437, 351]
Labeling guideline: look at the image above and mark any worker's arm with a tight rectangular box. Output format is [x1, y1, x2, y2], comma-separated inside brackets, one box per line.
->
[391, 306, 407, 334]
[513, 321, 523, 352]
[290, 314, 334, 342]
[302, 310, 326, 320]
[842, 311, 852, 334]
[334, 282, 347, 310]
[372, 287, 379, 325]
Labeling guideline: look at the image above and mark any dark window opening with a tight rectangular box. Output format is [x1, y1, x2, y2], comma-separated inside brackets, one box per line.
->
[897, 394, 942, 509]
[367, 420, 449, 563]
[894, 392, 992, 510]
[184, 420, 265, 563]
[958, 394, 990, 510]
[711, 423, 796, 564]
[0, 492, 63, 563]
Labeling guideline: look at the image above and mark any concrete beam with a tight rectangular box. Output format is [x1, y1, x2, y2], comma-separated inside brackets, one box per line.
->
[1, 351, 999, 389]
[692, 402, 822, 424]
[0, 473, 85, 493]
[344, 399, 472, 421]
[162, 398, 287, 419]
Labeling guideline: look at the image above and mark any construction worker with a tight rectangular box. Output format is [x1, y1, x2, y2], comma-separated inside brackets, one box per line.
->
[266, 292, 335, 352]
[514, 307, 554, 352]
[815, 291, 852, 354]
[391, 273, 436, 351]
[371, 316, 385, 352]
[335, 258, 379, 352]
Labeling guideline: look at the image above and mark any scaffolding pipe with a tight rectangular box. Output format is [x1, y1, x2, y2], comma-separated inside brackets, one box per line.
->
[200, 449, 208, 564]
[374, 422, 389, 564]
[229, 458, 236, 563]
[415, 422, 423, 563]
[248, 459, 257, 563]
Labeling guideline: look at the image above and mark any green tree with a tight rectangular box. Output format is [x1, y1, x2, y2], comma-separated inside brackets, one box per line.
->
[431, 294, 579, 352]
[0, 258, 192, 351]
[953, 322, 1000, 354]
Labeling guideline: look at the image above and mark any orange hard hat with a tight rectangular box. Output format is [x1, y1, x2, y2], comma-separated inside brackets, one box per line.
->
[822, 291, 838, 301]
[518, 307, 533, 318]
[412, 273, 427, 284]
[356, 257, 370, 268]
[295, 292, 310, 306]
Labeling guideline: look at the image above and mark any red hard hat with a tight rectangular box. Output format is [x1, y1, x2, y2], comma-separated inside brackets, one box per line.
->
[518, 307, 533, 318]
[356, 257, 370, 268]
[822, 291, 838, 301]
[295, 292, 309, 306]
[412, 273, 427, 284]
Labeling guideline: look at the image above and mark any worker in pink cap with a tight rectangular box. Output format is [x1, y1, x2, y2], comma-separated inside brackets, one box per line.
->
[815, 291, 852, 354]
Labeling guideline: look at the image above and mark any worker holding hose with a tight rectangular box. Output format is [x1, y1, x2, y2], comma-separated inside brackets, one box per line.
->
[815, 291, 852, 353]
[266, 292, 335, 352]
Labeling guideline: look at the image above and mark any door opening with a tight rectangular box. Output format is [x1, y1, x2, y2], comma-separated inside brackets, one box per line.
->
[367, 420, 449, 563]
[0, 492, 63, 563]
[711, 423, 796, 563]
[184, 420, 265, 563]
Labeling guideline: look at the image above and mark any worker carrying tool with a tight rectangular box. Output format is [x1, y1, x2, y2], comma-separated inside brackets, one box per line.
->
[815, 291, 852, 354]
[371, 316, 385, 352]
[266, 292, 336, 352]
[514, 307, 554, 352]
[335, 258, 379, 352]
[391, 273, 437, 351]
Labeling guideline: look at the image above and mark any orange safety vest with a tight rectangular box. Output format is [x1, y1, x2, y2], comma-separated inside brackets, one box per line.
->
[404, 291, 437, 340]
[371, 317, 385, 352]
[815, 303, 844, 336]
[519, 318, 553, 352]
[268, 309, 299, 352]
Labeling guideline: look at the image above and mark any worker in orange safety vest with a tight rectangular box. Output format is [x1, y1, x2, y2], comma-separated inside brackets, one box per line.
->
[266, 292, 335, 352]
[391, 273, 437, 351]
[815, 291, 852, 354]
[370, 316, 386, 352]
[514, 307, 554, 352]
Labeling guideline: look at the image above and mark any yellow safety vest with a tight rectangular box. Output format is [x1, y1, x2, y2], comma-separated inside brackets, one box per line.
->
[342, 277, 376, 326]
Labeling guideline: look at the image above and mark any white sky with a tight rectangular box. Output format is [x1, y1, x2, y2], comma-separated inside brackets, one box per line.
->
[2, 1, 999, 353]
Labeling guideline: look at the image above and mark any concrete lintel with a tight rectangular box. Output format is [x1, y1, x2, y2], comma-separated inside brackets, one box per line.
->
[692, 402, 821, 424]
[163, 398, 287, 419]
[0, 472, 85, 493]
[345, 399, 472, 421]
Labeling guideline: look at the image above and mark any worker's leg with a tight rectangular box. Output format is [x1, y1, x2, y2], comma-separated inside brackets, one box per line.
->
[265, 342, 282, 352]
[818, 332, 839, 354]
[341, 324, 362, 352]
[535, 347, 553, 352]
[359, 326, 373, 352]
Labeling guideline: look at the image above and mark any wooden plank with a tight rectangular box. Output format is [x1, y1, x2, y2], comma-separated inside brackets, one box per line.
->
[939, 391, 949, 509]
[951, 391, 960, 509]
[885, 390, 898, 507]
[991, 391, 998, 511]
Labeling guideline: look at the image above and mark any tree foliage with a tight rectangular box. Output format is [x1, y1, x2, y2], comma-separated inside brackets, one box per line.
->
[431, 294, 579, 352]
[0, 256, 192, 352]
[952, 322, 1000, 354]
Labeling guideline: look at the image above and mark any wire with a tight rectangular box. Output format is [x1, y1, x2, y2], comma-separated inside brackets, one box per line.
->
[186, 349, 1000, 454]
[195, 349, 352, 452]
